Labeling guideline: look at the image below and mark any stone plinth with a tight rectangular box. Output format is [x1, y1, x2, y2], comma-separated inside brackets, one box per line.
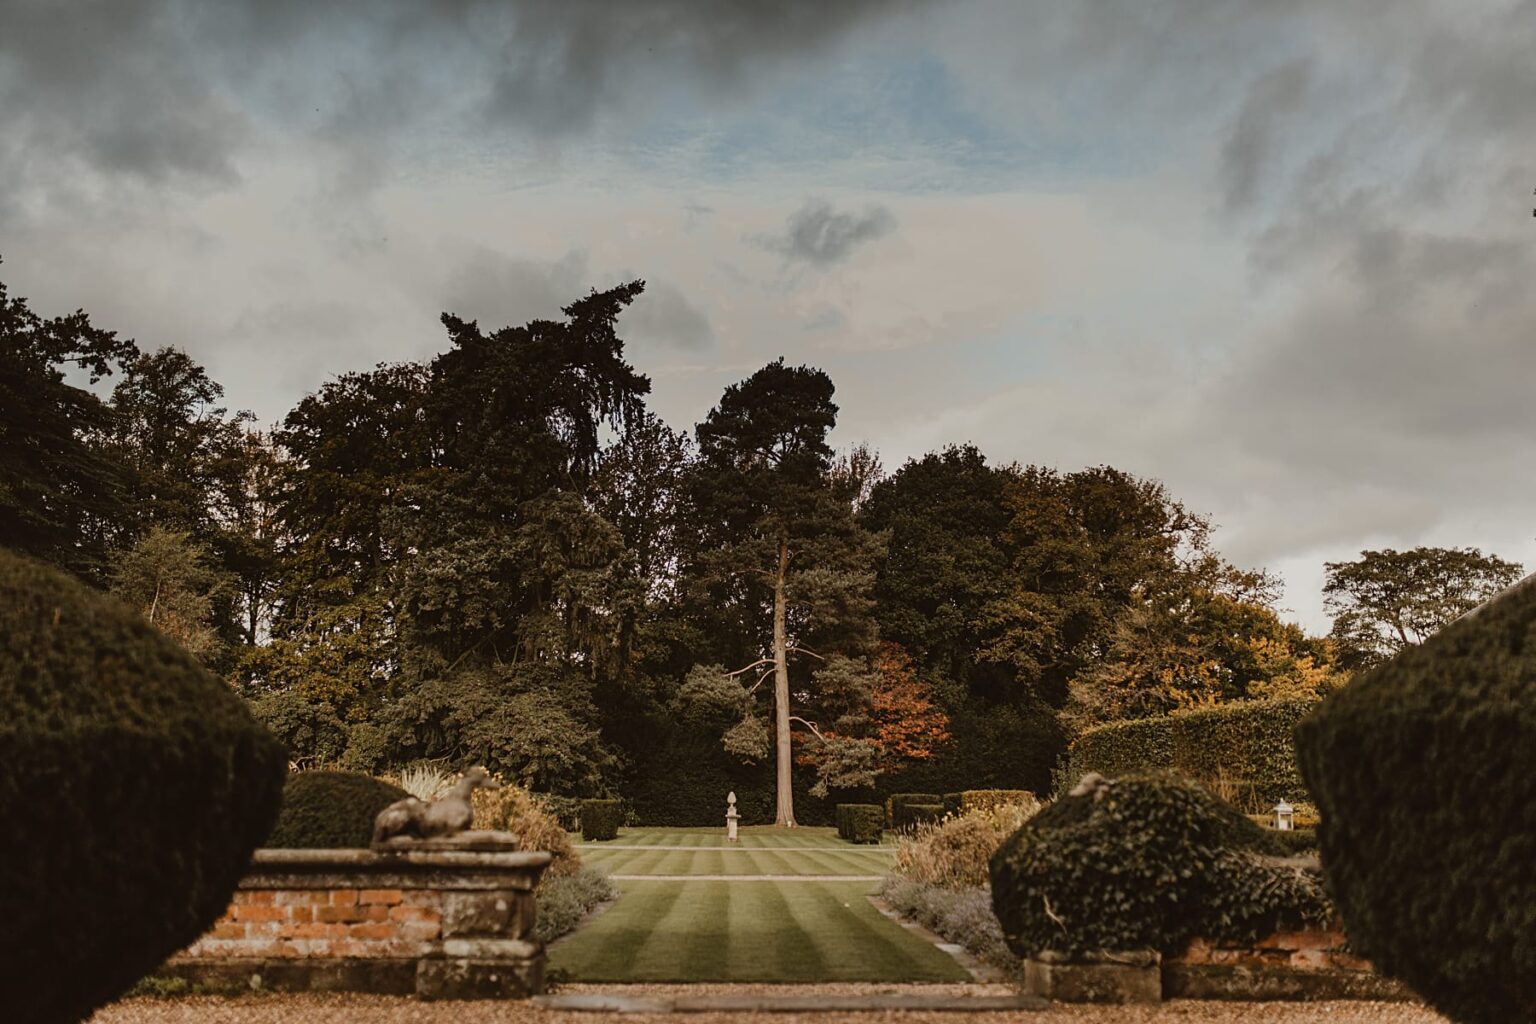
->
[156, 831, 551, 999]
[1025, 950, 1162, 1003]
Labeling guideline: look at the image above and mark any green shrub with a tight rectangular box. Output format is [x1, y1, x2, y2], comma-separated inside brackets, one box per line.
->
[951, 789, 1035, 816]
[1295, 574, 1536, 1024]
[893, 801, 944, 832]
[838, 803, 884, 843]
[879, 877, 1019, 974]
[247, 690, 348, 765]
[1061, 698, 1317, 805]
[534, 866, 617, 943]
[581, 798, 622, 841]
[942, 792, 963, 817]
[989, 773, 1330, 959]
[0, 550, 287, 1023]
[886, 792, 942, 827]
[266, 771, 410, 848]
[893, 798, 1042, 889]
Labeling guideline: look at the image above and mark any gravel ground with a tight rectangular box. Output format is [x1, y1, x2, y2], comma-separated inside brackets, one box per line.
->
[91, 986, 1450, 1024]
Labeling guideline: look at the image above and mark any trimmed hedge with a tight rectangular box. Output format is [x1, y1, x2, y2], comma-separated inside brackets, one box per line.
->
[266, 771, 411, 848]
[886, 792, 942, 827]
[0, 550, 287, 1023]
[581, 798, 622, 841]
[837, 803, 884, 843]
[1061, 698, 1317, 805]
[943, 789, 1034, 817]
[1295, 574, 1536, 1024]
[893, 802, 944, 832]
[989, 773, 1330, 959]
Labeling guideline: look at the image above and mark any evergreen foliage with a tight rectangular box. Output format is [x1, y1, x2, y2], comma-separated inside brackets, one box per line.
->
[1061, 697, 1317, 804]
[1295, 573, 1536, 1024]
[265, 771, 410, 848]
[989, 774, 1329, 959]
[581, 799, 623, 841]
[0, 549, 286, 1024]
[836, 804, 884, 843]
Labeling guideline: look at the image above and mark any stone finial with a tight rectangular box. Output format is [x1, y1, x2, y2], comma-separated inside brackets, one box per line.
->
[372, 767, 500, 846]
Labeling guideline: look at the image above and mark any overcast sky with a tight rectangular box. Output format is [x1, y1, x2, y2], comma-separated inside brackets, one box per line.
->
[4, 0, 1534, 632]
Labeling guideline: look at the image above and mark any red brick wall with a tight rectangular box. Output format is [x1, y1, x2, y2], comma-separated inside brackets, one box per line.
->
[1175, 927, 1374, 972]
[187, 887, 443, 960]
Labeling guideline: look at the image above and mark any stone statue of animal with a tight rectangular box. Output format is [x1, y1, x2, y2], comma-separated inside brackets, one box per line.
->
[371, 767, 499, 845]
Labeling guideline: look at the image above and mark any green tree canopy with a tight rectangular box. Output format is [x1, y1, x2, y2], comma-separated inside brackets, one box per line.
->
[1324, 546, 1525, 669]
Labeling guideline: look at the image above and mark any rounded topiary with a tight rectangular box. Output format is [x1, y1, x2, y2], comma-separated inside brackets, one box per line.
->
[1295, 574, 1536, 1024]
[989, 773, 1329, 959]
[266, 771, 411, 848]
[580, 798, 622, 841]
[0, 549, 287, 1023]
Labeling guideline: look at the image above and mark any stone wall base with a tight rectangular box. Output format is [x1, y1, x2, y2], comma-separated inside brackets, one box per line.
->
[1164, 963, 1416, 1002]
[157, 953, 543, 999]
[1024, 951, 1162, 1003]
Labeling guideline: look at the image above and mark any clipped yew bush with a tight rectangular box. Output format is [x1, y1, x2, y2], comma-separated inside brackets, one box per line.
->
[1061, 698, 1315, 804]
[0, 550, 287, 1023]
[989, 774, 1329, 959]
[581, 798, 622, 841]
[265, 771, 410, 848]
[1295, 575, 1536, 1024]
[837, 803, 884, 843]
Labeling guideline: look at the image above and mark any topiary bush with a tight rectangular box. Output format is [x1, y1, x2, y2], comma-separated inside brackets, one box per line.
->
[989, 773, 1330, 960]
[893, 801, 944, 832]
[265, 771, 410, 848]
[581, 798, 622, 841]
[0, 550, 287, 1023]
[886, 792, 942, 827]
[1294, 574, 1536, 1024]
[838, 803, 884, 843]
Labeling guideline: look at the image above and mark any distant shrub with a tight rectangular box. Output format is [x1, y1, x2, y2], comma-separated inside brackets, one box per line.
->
[837, 803, 884, 843]
[894, 798, 1043, 889]
[893, 802, 944, 832]
[0, 550, 286, 1023]
[879, 878, 1018, 974]
[473, 780, 580, 877]
[339, 722, 390, 774]
[247, 690, 348, 766]
[580, 799, 622, 841]
[885, 792, 942, 827]
[1295, 574, 1536, 1024]
[989, 773, 1330, 959]
[266, 771, 410, 848]
[1060, 698, 1316, 806]
[535, 866, 618, 943]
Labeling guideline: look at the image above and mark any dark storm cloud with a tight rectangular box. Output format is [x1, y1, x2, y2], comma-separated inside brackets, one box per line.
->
[758, 199, 897, 267]
[1219, 59, 1312, 212]
[0, 0, 923, 203]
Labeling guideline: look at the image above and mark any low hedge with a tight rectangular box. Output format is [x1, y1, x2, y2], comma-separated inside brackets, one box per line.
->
[886, 792, 942, 827]
[989, 773, 1330, 959]
[1295, 573, 1536, 1024]
[0, 550, 287, 1023]
[893, 802, 944, 832]
[1060, 698, 1317, 805]
[581, 798, 622, 841]
[266, 771, 411, 848]
[943, 789, 1035, 817]
[837, 803, 884, 843]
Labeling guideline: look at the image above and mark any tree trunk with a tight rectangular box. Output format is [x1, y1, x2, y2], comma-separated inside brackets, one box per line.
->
[773, 537, 796, 827]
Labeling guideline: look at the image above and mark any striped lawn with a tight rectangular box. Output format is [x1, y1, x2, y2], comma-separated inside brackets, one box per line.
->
[547, 878, 966, 983]
[549, 825, 964, 983]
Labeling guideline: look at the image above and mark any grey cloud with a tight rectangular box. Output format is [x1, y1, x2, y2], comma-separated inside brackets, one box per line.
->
[1219, 59, 1312, 212]
[622, 283, 714, 350]
[440, 247, 591, 329]
[758, 199, 897, 267]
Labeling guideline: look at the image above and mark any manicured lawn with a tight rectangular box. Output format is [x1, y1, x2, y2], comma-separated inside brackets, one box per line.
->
[549, 825, 967, 983]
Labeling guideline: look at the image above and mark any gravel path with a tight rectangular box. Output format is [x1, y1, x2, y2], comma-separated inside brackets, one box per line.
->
[93, 988, 1450, 1024]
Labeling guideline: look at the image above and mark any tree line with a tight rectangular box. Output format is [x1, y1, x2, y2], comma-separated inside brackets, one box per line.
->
[3, 263, 1523, 819]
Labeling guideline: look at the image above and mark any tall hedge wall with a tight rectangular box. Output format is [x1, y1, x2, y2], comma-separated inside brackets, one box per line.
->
[1295, 574, 1536, 1024]
[1062, 698, 1317, 804]
[0, 550, 287, 1023]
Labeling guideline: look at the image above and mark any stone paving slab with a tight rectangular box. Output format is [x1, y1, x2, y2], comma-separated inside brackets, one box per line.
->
[607, 873, 887, 881]
[533, 992, 1048, 1013]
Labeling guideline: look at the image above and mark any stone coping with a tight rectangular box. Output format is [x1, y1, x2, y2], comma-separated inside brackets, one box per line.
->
[250, 848, 554, 871]
[534, 993, 1048, 1013]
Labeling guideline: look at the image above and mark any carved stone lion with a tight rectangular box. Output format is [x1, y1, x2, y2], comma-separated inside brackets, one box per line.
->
[371, 767, 499, 845]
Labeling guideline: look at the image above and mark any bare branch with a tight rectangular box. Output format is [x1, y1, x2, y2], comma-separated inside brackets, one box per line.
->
[726, 658, 775, 678]
[788, 715, 828, 743]
[786, 645, 825, 661]
[747, 669, 775, 695]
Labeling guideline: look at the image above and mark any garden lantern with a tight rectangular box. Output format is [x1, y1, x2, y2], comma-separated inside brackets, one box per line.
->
[1274, 798, 1295, 831]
